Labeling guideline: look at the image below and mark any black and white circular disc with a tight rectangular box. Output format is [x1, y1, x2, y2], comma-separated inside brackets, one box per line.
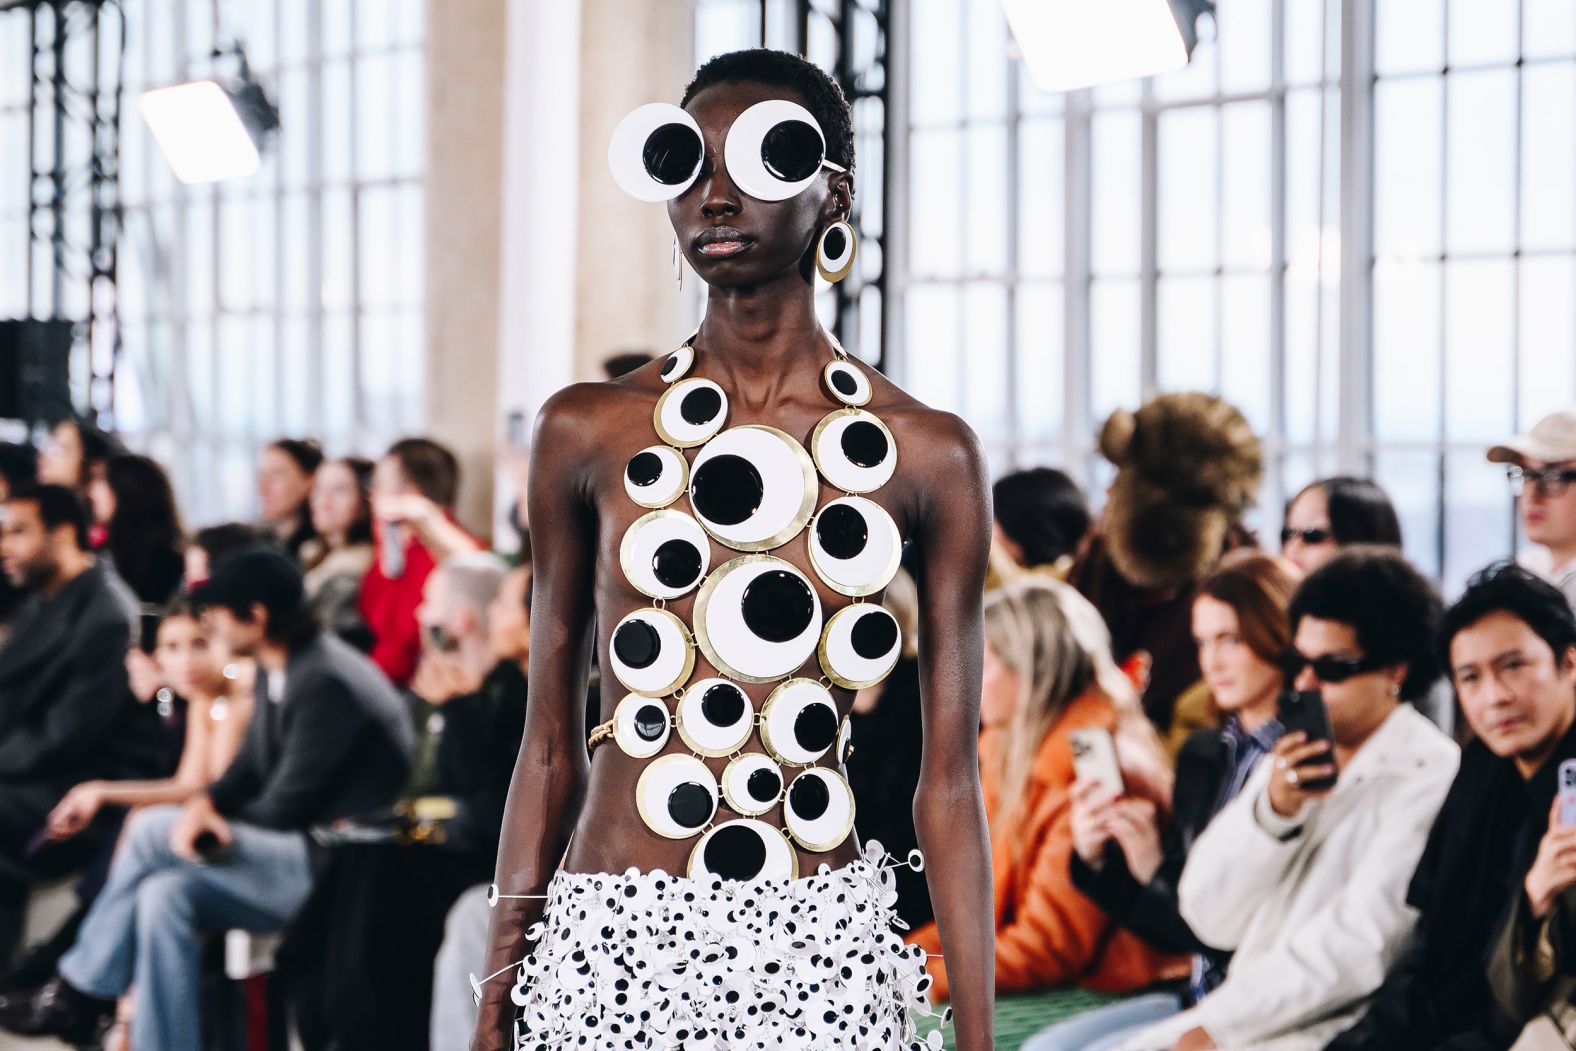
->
[807, 496, 902, 597]
[694, 556, 823, 684]
[837, 716, 853, 764]
[636, 754, 718, 840]
[687, 819, 797, 882]
[619, 510, 711, 600]
[660, 343, 695, 383]
[784, 767, 856, 853]
[811, 409, 897, 494]
[759, 677, 841, 767]
[612, 692, 671, 759]
[720, 752, 784, 815]
[821, 359, 873, 407]
[608, 103, 704, 203]
[722, 99, 828, 202]
[624, 445, 688, 509]
[654, 378, 728, 448]
[676, 677, 754, 757]
[819, 603, 901, 689]
[609, 608, 696, 697]
[817, 222, 857, 282]
[688, 425, 819, 552]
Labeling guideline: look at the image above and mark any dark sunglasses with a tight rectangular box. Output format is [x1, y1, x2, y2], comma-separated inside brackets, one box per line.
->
[1281, 650, 1389, 684]
[1280, 525, 1333, 546]
[1507, 465, 1576, 498]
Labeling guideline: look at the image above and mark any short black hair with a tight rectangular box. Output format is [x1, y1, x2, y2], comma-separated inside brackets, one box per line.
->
[1290, 476, 1402, 547]
[0, 442, 38, 495]
[387, 437, 460, 509]
[1288, 545, 1443, 701]
[1440, 561, 1576, 671]
[192, 522, 268, 570]
[993, 468, 1091, 568]
[682, 48, 856, 176]
[194, 545, 318, 649]
[5, 483, 90, 549]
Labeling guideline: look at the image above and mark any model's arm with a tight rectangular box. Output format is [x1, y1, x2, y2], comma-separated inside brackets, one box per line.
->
[471, 388, 600, 1051]
[910, 412, 995, 1051]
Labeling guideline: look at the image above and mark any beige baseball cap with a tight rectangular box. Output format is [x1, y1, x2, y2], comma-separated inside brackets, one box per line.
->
[1487, 408, 1576, 465]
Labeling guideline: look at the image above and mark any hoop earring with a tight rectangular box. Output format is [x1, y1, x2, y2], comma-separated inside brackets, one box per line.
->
[816, 221, 857, 283]
[672, 237, 685, 291]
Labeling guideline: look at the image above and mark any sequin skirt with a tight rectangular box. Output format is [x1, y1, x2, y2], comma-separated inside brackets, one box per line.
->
[510, 842, 947, 1050]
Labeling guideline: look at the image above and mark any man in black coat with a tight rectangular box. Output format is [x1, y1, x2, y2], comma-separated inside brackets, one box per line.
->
[0, 484, 167, 965]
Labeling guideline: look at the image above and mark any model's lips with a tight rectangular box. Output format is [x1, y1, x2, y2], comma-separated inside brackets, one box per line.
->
[694, 227, 755, 258]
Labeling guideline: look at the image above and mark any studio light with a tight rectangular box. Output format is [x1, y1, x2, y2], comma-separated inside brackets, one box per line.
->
[1003, 0, 1215, 93]
[139, 47, 279, 185]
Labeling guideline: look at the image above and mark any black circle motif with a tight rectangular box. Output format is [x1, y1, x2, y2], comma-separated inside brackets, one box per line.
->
[702, 823, 768, 881]
[761, 121, 823, 182]
[741, 570, 815, 643]
[816, 504, 869, 560]
[700, 683, 747, 728]
[680, 387, 723, 426]
[830, 369, 858, 396]
[850, 611, 898, 660]
[667, 782, 713, 829]
[634, 703, 668, 742]
[840, 421, 889, 469]
[794, 703, 839, 753]
[612, 619, 662, 669]
[690, 455, 764, 526]
[643, 123, 702, 185]
[746, 767, 782, 803]
[823, 226, 848, 259]
[651, 540, 703, 589]
[626, 451, 663, 487]
[789, 774, 831, 821]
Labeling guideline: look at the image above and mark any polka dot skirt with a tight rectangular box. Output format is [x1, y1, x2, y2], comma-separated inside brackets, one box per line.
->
[510, 842, 948, 1050]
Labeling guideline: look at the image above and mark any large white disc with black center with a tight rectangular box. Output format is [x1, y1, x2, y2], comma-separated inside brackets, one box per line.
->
[807, 496, 901, 597]
[675, 677, 754, 757]
[612, 692, 671, 759]
[608, 608, 695, 697]
[837, 716, 853, 764]
[623, 446, 688, 509]
[654, 378, 728, 448]
[811, 409, 897, 494]
[693, 556, 823, 684]
[636, 754, 718, 840]
[819, 603, 901, 689]
[759, 677, 841, 767]
[687, 818, 798, 882]
[784, 767, 855, 853]
[822, 359, 872, 407]
[619, 510, 710, 600]
[722, 99, 828, 202]
[608, 103, 705, 203]
[688, 425, 818, 552]
[720, 752, 784, 816]
[659, 343, 694, 383]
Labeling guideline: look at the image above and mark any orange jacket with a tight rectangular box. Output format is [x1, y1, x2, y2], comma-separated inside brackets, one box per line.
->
[909, 691, 1188, 1001]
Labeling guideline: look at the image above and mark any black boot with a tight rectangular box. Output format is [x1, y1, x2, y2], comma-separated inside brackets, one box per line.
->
[0, 901, 88, 992]
[0, 973, 116, 1042]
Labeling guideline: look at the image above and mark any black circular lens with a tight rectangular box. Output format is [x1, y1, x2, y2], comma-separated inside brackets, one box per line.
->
[651, 540, 703, 589]
[741, 570, 815, 643]
[634, 703, 668, 742]
[626, 451, 663, 487]
[643, 123, 702, 185]
[690, 454, 764, 526]
[850, 611, 898, 660]
[612, 619, 662, 669]
[789, 774, 830, 821]
[823, 226, 847, 259]
[830, 369, 858, 396]
[680, 386, 723, 426]
[840, 421, 889, 468]
[746, 767, 782, 803]
[702, 822, 767, 881]
[701, 683, 746, 728]
[794, 703, 838, 753]
[668, 782, 713, 829]
[760, 120, 823, 183]
[816, 504, 869, 560]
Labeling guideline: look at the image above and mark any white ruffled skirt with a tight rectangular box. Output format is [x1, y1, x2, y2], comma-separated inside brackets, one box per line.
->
[509, 842, 947, 1050]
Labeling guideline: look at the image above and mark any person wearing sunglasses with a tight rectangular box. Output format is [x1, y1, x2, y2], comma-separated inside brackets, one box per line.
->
[1489, 408, 1576, 614]
[1280, 478, 1402, 577]
[1113, 546, 1457, 1051]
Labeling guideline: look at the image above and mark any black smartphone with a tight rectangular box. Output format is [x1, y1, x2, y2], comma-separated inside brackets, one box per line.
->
[1276, 688, 1338, 791]
[138, 610, 163, 654]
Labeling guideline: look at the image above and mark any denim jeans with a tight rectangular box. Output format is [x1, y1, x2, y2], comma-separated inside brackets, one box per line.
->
[57, 804, 313, 1051]
[1019, 991, 1184, 1051]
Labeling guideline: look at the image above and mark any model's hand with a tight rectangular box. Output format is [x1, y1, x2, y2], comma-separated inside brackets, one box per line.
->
[1069, 778, 1118, 867]
[46, 782, 104, 841]
[1106, 798, 1164, 885]
[1266, 732, 1335, 818]
[170, 795, 233, 861]
[1172, 1027, 1218, 1051]
[1526, 796, 1576, 919]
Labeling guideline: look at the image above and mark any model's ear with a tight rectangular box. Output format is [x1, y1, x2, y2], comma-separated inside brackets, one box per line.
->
[819, 171, 854, 226]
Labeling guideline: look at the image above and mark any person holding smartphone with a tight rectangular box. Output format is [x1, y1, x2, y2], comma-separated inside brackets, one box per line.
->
[1114, 547, 1457, 1051]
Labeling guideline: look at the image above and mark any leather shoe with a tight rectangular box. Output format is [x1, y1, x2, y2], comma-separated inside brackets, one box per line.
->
[0, 973, 115, 1041]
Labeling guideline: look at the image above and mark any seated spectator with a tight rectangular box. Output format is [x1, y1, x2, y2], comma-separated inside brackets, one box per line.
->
[1025, 553, 1298, 1051]
[299, 456, 375, 641]
[0, 442, 39, 637]
[1115, 546, 1458, 1051]
[361, 437, 481, 687]
[0, 547, 414, 1049]
[908, 577, 1186, 1001]
[1333, 564, 1576, 1048]
[0, 485, 168, 967]
[182, 521, 264, 590]
[257, 438, 324, 563]
[285, 552, 527, 1051]
[1280, 477, 1402, 576]
[992, 467, 1091, 581]
[1489, 408, 1576, 611]
[36, 418, 122, 496]
[88, 454, 186, 608]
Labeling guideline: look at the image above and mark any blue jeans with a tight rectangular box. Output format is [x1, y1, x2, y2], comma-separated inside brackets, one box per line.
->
[1019, 992, 1184, 1051]
[57, 805, 313, 1051]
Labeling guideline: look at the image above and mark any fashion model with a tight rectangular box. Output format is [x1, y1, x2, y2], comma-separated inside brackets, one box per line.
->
[470, 48, 994, 1051]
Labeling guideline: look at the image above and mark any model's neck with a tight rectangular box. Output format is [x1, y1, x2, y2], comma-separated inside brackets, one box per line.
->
[696, 279, 828, 397]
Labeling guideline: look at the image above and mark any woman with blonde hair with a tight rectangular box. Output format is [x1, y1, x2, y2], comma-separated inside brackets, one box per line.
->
[909, 576, 1185, 1001]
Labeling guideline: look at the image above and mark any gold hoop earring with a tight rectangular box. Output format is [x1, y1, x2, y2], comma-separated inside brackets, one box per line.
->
[816, 221, 857, 283]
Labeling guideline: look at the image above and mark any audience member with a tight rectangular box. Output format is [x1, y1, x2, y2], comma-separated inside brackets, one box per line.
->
[1116, 546, 1457, 1051]
[1490, 408, 1576, 611]
[88, 454, 185, 608]
[0, 442, 38, 635]
[908, 577, 1186, 1001]
[286, 552, 526, 1051]
[1328, 562, 1576, 1048]
[183, 521, 264, 589]
[1070, 392, 1263, 734]
[35, 418, 122, 494]
[299, 456, 375, 640]
[258, 438, 324, 563]
[1026, 553, 1298, 1050]
[601, 350, 655, 379]
[0, 547, 413, 1049]
[1280, 477, 1402, 576]
[0, 485, 168, 967]
[992, 467, 1092, 580]
[361, 437, 481, 686]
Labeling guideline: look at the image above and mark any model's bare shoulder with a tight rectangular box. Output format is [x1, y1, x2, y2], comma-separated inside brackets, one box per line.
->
[533, 377, 661, 452]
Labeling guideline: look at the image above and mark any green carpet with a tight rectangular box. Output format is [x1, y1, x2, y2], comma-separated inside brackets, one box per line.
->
[913, 988, 1124, 1050]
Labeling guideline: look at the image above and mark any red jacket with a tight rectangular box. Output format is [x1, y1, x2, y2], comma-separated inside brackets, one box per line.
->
[357, 528, 437, 688]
